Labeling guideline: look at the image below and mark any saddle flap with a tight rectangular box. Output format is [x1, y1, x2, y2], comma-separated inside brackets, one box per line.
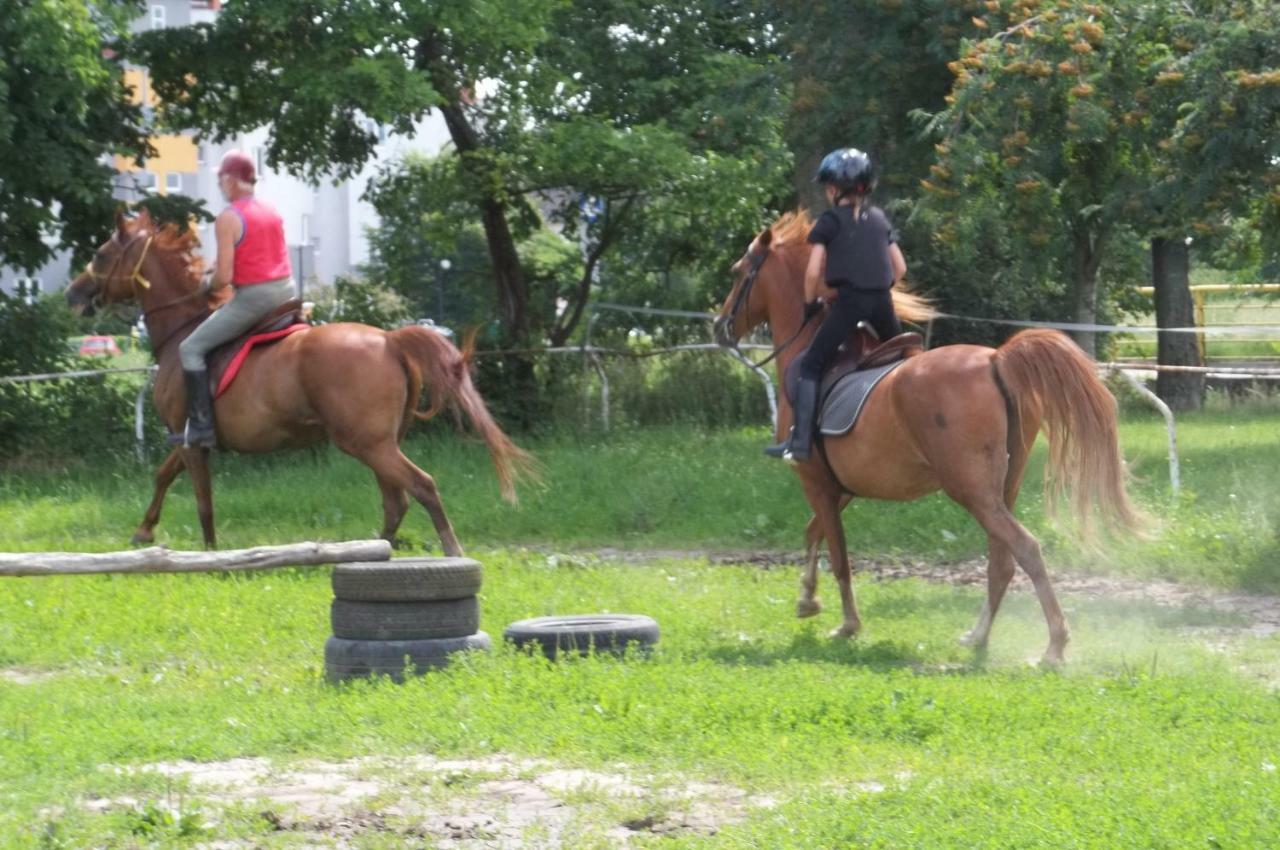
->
[207, 299, 307, 398]
[817, 360, 905, 437]
[783, 329, 924, 406]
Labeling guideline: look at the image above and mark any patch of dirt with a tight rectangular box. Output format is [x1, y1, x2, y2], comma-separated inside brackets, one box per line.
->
[575, 548, 1280, 639]
[90, 754, 778, 848]
[0, 667, 57, 685]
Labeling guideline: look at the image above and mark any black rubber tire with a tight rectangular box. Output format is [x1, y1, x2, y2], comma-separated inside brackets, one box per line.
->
[324, 632, 491, 682]
[503, 614, 659, 659]
[330, 597, 479, 640]
[331, 558, 482, 602]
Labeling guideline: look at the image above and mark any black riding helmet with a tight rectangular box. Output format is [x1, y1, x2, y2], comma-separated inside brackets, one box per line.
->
[814, 148, 876, 197]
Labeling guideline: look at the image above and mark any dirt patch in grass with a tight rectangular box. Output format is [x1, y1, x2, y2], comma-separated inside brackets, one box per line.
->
[577, 547, 1280, 639]
[91, 754, 779, 847]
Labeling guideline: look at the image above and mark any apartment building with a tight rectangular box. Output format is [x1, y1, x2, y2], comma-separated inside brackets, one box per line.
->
[1, 0, 449, 301]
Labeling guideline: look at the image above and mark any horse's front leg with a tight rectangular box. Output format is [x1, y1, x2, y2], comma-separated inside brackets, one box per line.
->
[796, 514, 823, 618]
[131, 449, 185, 545]
[181, 446, 217, 549]
[797, 494, 853, 619]
[801, 475, 860, 639]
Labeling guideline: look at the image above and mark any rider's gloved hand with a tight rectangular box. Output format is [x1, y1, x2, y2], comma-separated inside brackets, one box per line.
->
[803, 299, 824, 322]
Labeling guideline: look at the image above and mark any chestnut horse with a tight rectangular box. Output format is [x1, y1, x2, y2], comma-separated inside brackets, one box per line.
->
[713, 211, 1140, 664]
[66, 211, 531, 554]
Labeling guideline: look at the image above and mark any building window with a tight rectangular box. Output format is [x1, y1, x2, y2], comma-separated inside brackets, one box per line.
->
[165, 172, 182, 193]
[150, 5, 166, 29]
[255, 148, 265, 180]
[196, 144, 206, 166]
[132, 171, 157, 195]
[16, 277, 41, 304]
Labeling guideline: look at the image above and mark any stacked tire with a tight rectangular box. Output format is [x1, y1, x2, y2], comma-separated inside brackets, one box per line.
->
[324, 557, 490, 683]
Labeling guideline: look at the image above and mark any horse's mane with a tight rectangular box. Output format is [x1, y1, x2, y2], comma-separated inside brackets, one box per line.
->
[130, 211, 227, 309]
[763, 207, 938, 324]
[768, 208, 815, 246]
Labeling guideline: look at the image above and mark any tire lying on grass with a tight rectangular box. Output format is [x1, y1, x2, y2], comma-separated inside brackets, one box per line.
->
[503, 614, 659, 659]
[331, 557, 482, 602]
[331, 597, 479, 640]
[324, 632, 491, 683]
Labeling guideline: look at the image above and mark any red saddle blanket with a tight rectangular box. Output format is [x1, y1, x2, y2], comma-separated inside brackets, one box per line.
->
[213, 323, 308, 398]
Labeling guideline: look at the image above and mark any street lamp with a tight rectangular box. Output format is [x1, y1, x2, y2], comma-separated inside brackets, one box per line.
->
[436, 258, 452, 322]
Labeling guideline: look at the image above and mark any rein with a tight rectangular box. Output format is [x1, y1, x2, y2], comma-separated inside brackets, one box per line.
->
[724, 246, 818, 369]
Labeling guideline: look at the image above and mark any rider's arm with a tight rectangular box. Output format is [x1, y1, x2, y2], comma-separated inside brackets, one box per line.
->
[889, 243, 907, 285]
[805, 244, 826, 304]
[210, 209, 241, 290]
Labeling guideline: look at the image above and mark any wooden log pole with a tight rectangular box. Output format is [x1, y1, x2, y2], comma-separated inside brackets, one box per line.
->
[0, 540, 392, 577]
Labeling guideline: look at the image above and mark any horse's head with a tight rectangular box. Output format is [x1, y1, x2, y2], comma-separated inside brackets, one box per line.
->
[713, 227, 774, 348]
[66, 209, 212, 320]
[66, 209, 156, 317]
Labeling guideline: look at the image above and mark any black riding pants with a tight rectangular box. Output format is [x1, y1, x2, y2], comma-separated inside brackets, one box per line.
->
[800, 287, 900, 380]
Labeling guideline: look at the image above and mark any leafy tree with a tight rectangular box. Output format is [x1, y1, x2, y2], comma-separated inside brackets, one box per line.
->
[0, 0, 151, 271]
[135, 0, 788, 350]
[912, 0, 1279, 389]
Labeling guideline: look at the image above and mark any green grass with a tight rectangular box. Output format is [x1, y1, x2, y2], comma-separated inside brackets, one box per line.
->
[1, 418, 1277, 846]
[1, 410, 1276, 590]
[0, 551, 1277, 847]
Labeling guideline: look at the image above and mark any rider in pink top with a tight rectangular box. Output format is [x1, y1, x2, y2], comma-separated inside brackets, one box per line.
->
[228, 196, 292, 285]
[177, 150, 297, 447]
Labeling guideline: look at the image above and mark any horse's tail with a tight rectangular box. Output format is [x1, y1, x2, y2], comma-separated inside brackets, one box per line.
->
[992, 329, 1142, 540]
[388, 325, 537, 503]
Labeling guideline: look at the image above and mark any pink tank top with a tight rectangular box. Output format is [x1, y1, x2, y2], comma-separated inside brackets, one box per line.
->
[230, 197, 292, 285]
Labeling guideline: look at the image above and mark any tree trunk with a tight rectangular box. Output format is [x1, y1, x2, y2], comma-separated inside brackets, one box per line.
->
[416, 38, 529, 341]
[1070, 227, 1103, 359]
[1151, 236, 1204, 411]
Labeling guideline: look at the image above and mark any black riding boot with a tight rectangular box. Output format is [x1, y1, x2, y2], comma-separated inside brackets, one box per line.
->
[765, 377, 818, 462]
[182, 368, 217, 448]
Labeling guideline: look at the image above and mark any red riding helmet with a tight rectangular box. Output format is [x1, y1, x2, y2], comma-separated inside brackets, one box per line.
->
[218, 149, 257, 184]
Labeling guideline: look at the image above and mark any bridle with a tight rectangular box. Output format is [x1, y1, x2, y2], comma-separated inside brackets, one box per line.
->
[721, 245, 819, 369]
[84, 231, 154, 310]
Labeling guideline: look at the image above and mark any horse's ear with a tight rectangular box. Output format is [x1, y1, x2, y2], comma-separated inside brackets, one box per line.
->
[114, 207, 129, 238]
[758, 226, 773, 248]
[135, 208, 154, 231]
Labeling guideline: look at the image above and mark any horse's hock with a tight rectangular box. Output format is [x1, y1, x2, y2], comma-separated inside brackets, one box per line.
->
[325, 557, 490, 683]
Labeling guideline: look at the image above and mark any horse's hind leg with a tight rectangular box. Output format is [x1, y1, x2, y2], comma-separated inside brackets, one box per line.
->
[375, 473, 410, 544]
[959, 538, 1016, 651]
[962, 500, 1067, 664]
[347, 443, 463, 557]
[131, 449, 186, 545]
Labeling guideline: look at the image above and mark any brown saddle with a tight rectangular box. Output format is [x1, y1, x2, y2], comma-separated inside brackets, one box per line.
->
[783, 325, 924, 407]
[206, 299, 306, 396]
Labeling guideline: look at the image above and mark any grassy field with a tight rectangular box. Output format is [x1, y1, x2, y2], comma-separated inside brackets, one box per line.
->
[1, 414, 1278, 847]
[2, 407, 1277, 589]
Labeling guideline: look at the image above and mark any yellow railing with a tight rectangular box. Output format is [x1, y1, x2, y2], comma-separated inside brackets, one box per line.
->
[1134, 283, 1280, 360]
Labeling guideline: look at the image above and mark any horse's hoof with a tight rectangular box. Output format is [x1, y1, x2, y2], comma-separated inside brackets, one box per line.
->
[829, 623, 860, 640]
[1039, 651, 1066, 669]
[796, 598, 822, 619]
[958, 630, 986, 648]
[129, 533, 153, 547]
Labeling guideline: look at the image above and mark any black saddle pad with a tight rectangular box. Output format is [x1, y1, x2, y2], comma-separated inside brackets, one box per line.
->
[817, 360, 904, 437]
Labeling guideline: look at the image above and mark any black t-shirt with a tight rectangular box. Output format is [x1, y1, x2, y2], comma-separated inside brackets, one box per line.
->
[806, 205, 898, 290]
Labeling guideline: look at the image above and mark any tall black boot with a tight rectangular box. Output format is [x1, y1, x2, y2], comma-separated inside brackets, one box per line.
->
[764, 377, 818, 461]
[182, 368, 217, 448]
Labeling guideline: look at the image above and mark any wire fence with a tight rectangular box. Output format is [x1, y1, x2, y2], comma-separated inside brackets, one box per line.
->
[3, 303, 1279, 497]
